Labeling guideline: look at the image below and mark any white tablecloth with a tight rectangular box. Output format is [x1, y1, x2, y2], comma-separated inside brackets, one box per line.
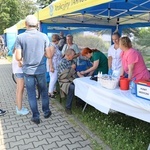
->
[73, 77, 150, 123]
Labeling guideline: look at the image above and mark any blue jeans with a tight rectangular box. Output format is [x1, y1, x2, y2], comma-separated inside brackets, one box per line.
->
[24, 73, 50, 119]
[66, 83, 75, 109]
[15, 73, 24, 79]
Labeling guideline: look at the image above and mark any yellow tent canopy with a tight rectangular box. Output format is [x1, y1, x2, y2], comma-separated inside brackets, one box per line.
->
[38, 0, 111, 21]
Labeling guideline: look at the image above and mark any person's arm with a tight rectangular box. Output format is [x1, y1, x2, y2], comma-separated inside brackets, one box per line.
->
[108, 56, 112, 69]
[15, 49, 22, 61]
[18, 60, 23, 67]
[73, 44, 80, 59]
[48, 46, 55, 73]
[80, 60, 99, 75]
[62, 44, 67, 56]
[58, 39, 64, 49]
[73, 53, 80, 59]
[44, 35, 50, 58]
[120, 66, 124, 77]
[15, 36, 22, 61]
[45, 47, 51, 58]
[128, 64, 134, 80]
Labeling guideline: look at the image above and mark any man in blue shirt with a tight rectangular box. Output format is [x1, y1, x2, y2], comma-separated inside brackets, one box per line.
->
[15, 15, 51, 124]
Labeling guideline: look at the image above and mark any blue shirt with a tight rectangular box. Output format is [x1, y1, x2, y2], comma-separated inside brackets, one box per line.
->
[15, 29, 49, 74]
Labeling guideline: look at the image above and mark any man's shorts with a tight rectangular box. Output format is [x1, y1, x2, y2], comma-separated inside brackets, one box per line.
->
[15, 73, 24, 79]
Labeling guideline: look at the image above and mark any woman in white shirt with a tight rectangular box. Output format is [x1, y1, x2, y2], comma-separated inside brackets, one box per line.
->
[108, 32, 122, 77]
[12, 49, 29, 115]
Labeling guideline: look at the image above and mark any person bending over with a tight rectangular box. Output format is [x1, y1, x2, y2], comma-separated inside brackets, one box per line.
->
[79, 47, 108, 76]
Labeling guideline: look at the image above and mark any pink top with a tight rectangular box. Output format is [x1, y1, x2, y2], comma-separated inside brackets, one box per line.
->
[121, 48, 150, 80]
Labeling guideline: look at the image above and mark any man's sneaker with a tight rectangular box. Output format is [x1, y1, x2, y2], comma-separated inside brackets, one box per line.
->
[65, 108, 72, 115]
[16, 107, 29, 115]
[44, 111, 52, 119]
[31, 118, 40, 125]
[0, 109, 6, 116]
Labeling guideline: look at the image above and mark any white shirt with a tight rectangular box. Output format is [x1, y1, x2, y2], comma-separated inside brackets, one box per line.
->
[12, 53, 23, 74]
[62, 43, 80, 55]
[108, 44, 122, 71]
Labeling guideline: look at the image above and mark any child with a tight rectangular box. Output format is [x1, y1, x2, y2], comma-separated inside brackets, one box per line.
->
[12, 48, 29, 115]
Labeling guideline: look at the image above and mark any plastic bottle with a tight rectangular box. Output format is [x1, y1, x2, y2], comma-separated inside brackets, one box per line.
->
[130, 78, 136, 94]
[97, 71, 101, 83]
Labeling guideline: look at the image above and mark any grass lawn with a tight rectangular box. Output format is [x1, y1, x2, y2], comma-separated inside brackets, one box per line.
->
[56, 96, 150, 150]
[6, 56, 12, 62]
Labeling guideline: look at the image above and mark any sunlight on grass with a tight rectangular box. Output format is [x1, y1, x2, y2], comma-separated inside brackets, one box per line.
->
[6, 56, 12, 62]
[55, 94, 150, 150]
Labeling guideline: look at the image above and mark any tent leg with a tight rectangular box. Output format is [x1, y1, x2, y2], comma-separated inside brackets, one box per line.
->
[82, 103, 88, 112]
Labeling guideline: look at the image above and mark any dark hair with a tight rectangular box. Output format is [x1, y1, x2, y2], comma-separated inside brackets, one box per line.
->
[66, 34, 73, 39]
[112, 32, 121, 38]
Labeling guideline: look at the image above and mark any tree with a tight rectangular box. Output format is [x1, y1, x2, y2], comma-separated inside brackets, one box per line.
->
[135, 28, 150, 48]
[0, 0, 37, 34]
[73, 32, 109, 54]
[36, 0, 55, 8]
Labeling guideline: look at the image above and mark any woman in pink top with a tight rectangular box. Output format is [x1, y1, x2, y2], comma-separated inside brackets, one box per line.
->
[119, 36, 150, 81]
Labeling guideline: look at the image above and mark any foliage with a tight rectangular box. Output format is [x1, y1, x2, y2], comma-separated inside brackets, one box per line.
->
[122, 28, 140, 37]
[36, 0, 54, 8]
[134, 28, 150, 48]
[0, 0, 37, 34]
[73, 32, 109, 54]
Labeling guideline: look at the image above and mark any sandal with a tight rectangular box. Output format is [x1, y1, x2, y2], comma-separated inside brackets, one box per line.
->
[48, 93, 56, 98]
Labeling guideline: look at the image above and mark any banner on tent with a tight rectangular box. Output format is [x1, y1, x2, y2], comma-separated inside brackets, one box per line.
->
[49, 0, 111, 17]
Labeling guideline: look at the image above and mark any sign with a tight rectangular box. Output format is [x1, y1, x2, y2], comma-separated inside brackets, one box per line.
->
[38, 0, 111, 20]
[136, 84, 150, 101]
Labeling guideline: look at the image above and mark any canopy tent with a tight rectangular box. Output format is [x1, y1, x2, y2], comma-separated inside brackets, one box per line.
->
[4, 25, 18, 56]
[38, 0, 150, 33]
[37, 0, 111, 20]
[4, 20, 26, 55]
[5, 0, 150, 34]
[4, 0, 112, 50]
[4, 0, 150, 55]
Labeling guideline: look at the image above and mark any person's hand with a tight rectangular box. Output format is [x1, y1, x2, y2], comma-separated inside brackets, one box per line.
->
[77, 71, 84, 77]
[108, 68, 113, 75]
[18, 61, 23, 67]
[80, 71, 85, 75]
[50, 67, 54, 72]
[71, 64, 76, 69]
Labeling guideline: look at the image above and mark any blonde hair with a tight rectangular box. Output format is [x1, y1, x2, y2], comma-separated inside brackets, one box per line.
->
[120, 36, 132, 48]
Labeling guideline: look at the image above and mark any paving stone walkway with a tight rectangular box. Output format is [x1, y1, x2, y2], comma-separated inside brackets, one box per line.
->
[0, 58, 94, 150]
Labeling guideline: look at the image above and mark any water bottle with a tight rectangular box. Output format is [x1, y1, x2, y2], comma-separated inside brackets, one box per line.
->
[130, 78, 136, 94]
[97, 71, 101, 83]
